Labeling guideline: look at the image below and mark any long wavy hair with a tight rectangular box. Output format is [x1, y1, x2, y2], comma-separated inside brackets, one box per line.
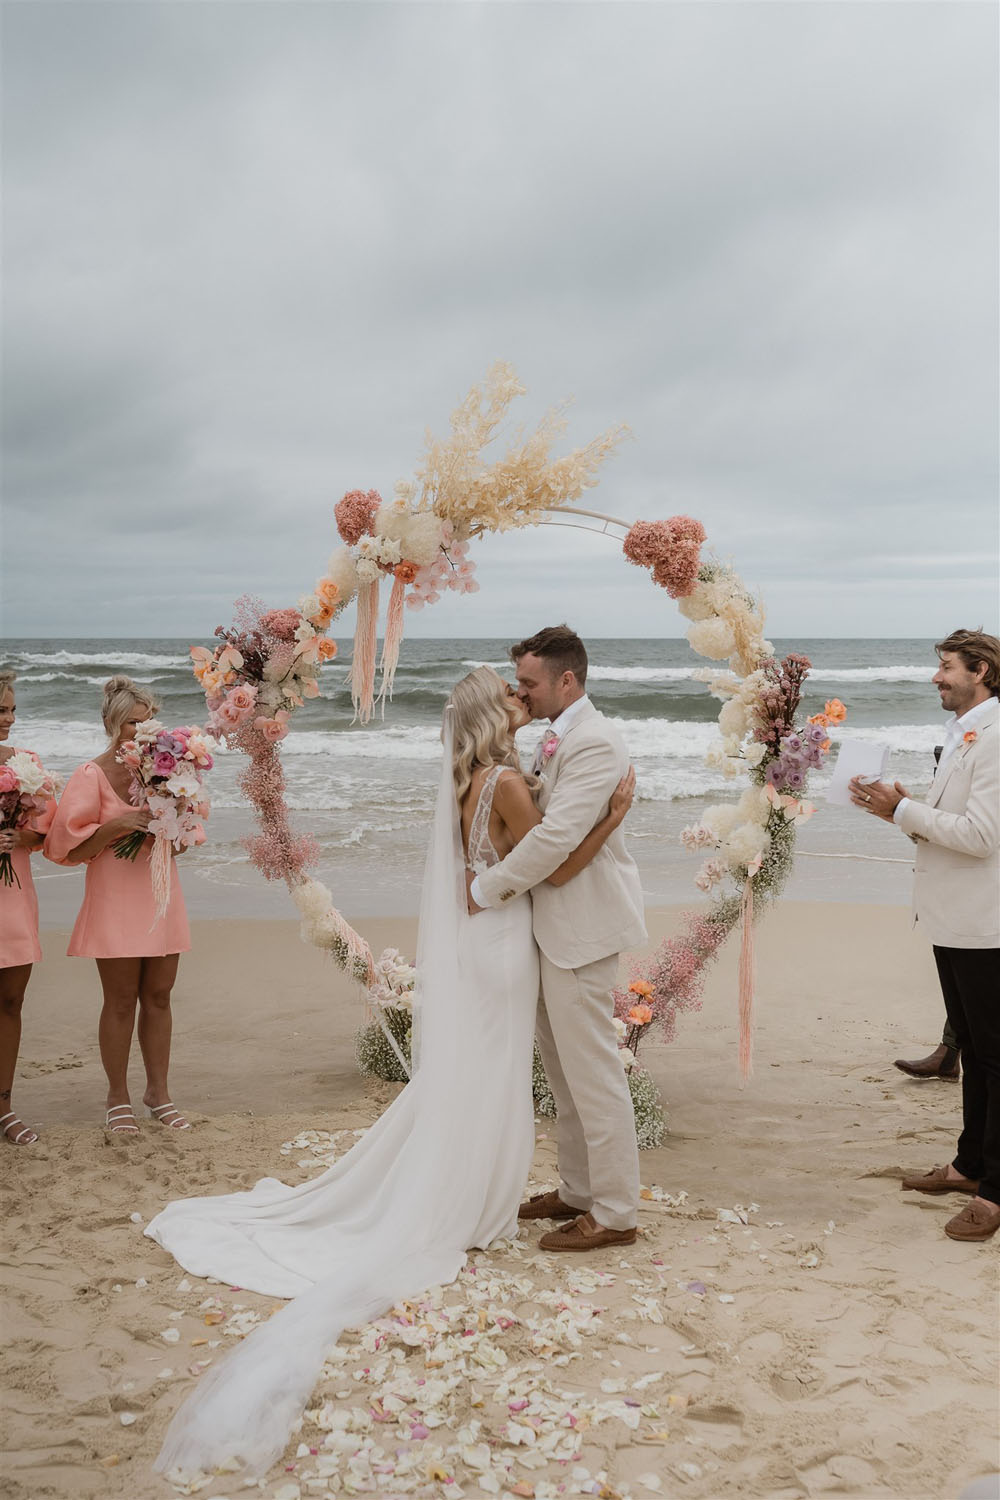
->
[447, 666, 523, 807]
[102, 674, 159, 743]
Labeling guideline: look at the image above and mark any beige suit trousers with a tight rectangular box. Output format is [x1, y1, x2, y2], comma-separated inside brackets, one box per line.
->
[535, 949, 640, 1231]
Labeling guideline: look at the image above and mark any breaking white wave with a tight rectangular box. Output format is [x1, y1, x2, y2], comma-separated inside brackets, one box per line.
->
[13, 649, 190, 671]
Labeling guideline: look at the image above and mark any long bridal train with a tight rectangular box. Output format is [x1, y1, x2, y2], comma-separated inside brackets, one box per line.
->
[145, 720, 538, 1477]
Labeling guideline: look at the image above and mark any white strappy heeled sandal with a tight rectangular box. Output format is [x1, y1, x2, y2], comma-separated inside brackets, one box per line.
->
[105, 1104, 139, 1134]
[147, 1102, 190, 1130]
[1, 1110, 38, 1145]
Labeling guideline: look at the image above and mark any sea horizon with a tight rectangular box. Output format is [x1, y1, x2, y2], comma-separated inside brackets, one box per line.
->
[7, 635, 941, 922]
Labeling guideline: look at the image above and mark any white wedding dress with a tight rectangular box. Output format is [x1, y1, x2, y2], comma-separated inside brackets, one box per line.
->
[145, 738, 538, 1478]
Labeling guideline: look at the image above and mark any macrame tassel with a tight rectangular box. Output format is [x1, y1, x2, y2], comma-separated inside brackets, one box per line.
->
[150, 836, 172, 924]
[351, 577, 379, 724]
[737, 877, 755, 1084]
[377, 574, 407, 715]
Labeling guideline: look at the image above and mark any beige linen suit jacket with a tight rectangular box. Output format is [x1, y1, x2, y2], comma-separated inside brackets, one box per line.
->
[475, 699, 647, 969]
[895, 697, 999, 948]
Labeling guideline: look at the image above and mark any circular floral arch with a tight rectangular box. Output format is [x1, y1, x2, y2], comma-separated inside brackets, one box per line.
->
[191, 366, 842, 1085]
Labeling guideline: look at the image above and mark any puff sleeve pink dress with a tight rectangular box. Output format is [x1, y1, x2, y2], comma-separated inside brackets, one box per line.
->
[0, 749, 57, 969]
[44, 762, 191, 959]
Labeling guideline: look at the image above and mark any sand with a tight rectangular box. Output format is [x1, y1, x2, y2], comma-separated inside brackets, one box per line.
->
[2, 903, 997, 1500]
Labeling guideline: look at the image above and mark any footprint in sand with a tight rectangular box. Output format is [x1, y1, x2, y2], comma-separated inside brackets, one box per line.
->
[19, 1054, 85, 1076]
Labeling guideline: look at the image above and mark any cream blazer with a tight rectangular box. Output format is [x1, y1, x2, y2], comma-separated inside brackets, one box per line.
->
[475, 699, 647, 969]
[896, 697, 999, 948]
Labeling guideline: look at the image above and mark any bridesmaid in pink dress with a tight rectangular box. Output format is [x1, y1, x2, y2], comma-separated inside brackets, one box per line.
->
[45, 676, 194, 1135]
[0, 670, 57, 1145]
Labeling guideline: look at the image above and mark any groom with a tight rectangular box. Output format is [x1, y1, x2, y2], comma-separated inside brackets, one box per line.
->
[468, 625, 647, 1251]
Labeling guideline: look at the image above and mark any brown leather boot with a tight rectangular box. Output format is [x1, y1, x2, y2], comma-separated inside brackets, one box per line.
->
[894, 1043, 960, 1079]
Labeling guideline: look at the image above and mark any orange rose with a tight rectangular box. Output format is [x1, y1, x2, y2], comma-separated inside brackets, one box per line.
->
[315, 578, 340, 608]
[628, 979, 653, 997]
[807, 712, 830, 728]
[317, 638, 338, 661]
[627, 1004, 653, 1026]
[394, 561, 419, 584]
[824, 698, 847, 723]
[309, 604, 335, 628]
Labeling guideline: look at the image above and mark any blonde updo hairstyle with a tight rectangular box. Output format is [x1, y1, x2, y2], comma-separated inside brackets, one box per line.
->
[102, 675, 159, 743]
[448, 666, 524, 807]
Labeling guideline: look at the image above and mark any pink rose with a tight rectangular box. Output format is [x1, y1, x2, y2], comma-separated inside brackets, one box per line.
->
[153, 752, 177, 775]
[227, 685, 257, 714]
[0, 767, 18, 793]
[254, 711, 290, 743]
[215, 700, 244, 729]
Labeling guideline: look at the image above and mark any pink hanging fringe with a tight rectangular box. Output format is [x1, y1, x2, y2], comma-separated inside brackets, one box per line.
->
[150, 836, 173, 925]
[351, 578, 379, 724]
[737, 878, 755, 1084]
[377, 574, 407, 714]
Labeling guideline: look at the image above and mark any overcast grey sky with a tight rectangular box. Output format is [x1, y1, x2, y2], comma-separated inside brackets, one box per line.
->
[2, 0, 997, 640]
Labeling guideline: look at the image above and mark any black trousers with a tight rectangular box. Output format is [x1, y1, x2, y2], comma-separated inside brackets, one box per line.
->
[934, 945, 1000, 1205]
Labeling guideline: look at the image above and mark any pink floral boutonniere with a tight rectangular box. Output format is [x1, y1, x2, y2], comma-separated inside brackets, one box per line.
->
[963, 730, 978, 746]
[541, 734, 560, 763]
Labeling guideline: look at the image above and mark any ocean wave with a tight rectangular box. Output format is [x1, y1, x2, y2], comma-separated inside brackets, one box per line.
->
[15, 670, 160, 686]
[14, 649, 190, 671]
[17, 716, 944, 769]
[805, 666, 932, 683]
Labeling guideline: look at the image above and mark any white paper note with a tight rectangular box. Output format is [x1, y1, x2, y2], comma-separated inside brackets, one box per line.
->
[826, 738, 891, 806]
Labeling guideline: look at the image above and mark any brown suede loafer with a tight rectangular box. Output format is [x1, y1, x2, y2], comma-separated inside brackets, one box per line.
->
[518, 1189, 581, 1221]
[901, 1164, 980, 1195]
[944, 1199, 1000, 1242]
[539, 1213, 637, 1252]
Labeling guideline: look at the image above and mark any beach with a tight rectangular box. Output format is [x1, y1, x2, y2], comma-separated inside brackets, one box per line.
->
[4, 902, 997, 1500]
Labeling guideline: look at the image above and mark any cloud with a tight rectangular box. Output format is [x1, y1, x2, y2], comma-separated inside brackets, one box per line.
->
[2, 1, 996, 639]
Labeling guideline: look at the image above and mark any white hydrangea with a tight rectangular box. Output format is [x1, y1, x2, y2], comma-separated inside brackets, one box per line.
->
[676, 581, 715, 622]
[736, 784, 771, 826]
[326, 546, 360, 603]
[701, 802, 741, 839]
[290, 877, 334, 923]
[721, 821, 770, 871]
[400, 511, 445, 567]
[718, 698, 749, 739]
[687, 617, 737, 660]
[356, 558, 381, 584]
[741, 739, 767, 768]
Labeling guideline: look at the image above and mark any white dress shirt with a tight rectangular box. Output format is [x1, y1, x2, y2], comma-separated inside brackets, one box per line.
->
[894, 696, 997, 826]
[470, 694, 592, 905]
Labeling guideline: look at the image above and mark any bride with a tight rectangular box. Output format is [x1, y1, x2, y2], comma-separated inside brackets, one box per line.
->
[146, 665, 634, 1478]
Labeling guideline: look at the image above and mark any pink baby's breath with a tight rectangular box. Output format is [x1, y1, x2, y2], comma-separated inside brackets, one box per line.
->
[335, 489, 382, 546]
[622, 516, 706, 598]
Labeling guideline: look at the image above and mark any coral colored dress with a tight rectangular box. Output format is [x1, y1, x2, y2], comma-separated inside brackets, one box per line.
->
[45, 762, 192, 959]
[0, 748, 57, 969]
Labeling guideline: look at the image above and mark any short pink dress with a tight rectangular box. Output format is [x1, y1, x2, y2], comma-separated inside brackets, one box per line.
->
[45, 762, 193, 959]
[0, 748, 57, 969]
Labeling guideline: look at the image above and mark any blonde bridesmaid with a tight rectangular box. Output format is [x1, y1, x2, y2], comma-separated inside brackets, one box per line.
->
[45, 676, 195, 1135]
[0, 670, 58, 1145]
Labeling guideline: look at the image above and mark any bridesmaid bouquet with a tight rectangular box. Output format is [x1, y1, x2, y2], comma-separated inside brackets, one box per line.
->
[114, 722, 215, 918]
[0, 752, 61, 889]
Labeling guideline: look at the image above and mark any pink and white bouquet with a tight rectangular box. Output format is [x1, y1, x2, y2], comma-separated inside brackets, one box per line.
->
[115, 722, 214, 918]
[0, 752, 61, 889]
